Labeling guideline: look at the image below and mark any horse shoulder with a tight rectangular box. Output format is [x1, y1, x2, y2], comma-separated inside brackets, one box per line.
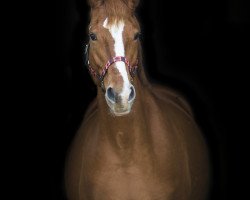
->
[150, 84, 194, 118]
[82, 98, 98, 122]
[65, 99, 99, 200]
[146, 84, 210, 199]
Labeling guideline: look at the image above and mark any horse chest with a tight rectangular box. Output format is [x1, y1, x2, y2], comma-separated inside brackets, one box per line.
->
[83, 141, 176, 200]
[89, 164, 172, 200]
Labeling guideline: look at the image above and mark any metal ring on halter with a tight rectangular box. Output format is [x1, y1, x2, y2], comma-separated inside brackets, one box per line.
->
[84, 44, 90, 66]
[97, 75, 105, 91]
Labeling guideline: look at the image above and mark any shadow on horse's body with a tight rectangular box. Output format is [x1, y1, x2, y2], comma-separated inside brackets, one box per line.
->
[65, 0, 210, 199]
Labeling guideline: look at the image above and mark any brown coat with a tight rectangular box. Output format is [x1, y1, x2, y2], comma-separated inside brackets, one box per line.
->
[65, 0, 210, 199]
[65, 79, 210, 200]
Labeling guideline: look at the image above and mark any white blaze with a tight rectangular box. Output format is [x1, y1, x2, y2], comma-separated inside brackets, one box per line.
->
[103, 18, 131, 100]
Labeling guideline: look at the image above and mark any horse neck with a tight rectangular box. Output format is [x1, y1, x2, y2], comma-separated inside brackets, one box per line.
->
[96, 76, 153, 153]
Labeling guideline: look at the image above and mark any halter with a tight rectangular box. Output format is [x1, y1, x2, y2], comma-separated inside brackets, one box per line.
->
[84, 44, 138, 89]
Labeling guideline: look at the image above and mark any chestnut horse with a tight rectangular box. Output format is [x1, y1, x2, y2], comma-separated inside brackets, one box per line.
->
[65, 0, 210, 199]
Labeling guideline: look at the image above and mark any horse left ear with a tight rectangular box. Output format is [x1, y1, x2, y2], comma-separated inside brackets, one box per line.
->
[88, 0, 104, 8]
[126, 0, 140, 11]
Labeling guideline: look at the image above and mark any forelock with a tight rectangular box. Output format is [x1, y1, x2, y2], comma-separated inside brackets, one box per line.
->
[103, 0, 132, 23]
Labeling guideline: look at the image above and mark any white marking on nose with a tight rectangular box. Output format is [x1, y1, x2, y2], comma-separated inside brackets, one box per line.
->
[103, 18, 131, 101]
[103, 18, 108, 28]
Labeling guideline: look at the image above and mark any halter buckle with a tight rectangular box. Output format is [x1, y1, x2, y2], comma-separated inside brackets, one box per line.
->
[84, 44, 90, 66]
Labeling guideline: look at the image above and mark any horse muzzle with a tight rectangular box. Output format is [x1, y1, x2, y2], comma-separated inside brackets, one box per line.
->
[105, 85, 136, 116]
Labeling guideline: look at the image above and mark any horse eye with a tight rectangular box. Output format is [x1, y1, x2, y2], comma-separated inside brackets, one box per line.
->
[134, 32, 141, 40]
[89, 33, 97, 41]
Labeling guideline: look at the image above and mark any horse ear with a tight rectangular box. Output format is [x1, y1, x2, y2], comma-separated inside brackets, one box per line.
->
[87, 0, 104, 8]
[126, 0, 140, 11]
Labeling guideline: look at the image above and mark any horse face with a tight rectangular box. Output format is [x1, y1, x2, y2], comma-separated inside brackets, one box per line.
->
[88, 8, 141, 116]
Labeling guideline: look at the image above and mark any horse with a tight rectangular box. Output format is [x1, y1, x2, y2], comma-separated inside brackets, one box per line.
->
[65, 0, 210, 199]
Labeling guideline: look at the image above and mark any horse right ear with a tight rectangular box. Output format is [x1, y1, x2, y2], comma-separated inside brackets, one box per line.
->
[87, 0, 104, 8]
[126, 0, 140, 11]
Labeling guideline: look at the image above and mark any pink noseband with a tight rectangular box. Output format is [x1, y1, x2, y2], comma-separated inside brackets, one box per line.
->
[88, 56, 138, 88]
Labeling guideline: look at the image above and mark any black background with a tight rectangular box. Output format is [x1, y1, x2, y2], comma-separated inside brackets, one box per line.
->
[54, 0, 249, 199]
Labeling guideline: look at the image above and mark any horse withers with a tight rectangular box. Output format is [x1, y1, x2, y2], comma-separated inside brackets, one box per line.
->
[65, 0, 210, 199]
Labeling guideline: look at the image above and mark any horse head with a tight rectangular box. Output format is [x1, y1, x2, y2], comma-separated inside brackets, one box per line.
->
[86, 0, 141, 116]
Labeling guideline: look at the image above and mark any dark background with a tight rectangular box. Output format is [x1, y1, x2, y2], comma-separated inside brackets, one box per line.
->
[55, 0, 249, 199]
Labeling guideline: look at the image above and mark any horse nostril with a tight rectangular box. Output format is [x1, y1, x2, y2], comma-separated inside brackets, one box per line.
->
[106, 87, 116, 103]
[128, 86, 136, 102]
